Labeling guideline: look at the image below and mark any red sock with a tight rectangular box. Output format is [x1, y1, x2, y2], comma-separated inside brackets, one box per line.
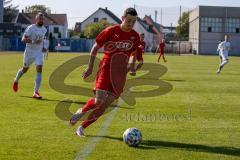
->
[82, 119, 96, 128]
[81, 98, 96, 113]
[81, 106, 106, 128]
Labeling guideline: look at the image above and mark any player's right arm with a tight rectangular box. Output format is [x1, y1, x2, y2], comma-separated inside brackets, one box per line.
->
[22, 35, 32, 44]
[82, 26, 111, 79]
[22, 25, 32, 44]
[82, 43, 100, 79]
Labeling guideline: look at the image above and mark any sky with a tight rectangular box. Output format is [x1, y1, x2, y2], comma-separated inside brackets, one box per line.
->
[11, 0, 240, 29]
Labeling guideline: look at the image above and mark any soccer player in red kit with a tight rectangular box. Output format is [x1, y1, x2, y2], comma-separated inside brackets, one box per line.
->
[130, 33, 145, 76]
[69, 8, 140, 137]
[158, 39, 167, 63]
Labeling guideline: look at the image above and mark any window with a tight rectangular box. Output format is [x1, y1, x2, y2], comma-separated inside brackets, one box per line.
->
[54, 27, 59, 33]
[236, 28, 239, 33]
[200, 17, 223, 33]
[225, 18, 240, 33]
[94, 18, 99, 22]
[208, 27, 212, 32]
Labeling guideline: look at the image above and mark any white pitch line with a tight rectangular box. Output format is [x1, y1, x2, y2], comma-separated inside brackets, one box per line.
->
[74, 99, 124, 160]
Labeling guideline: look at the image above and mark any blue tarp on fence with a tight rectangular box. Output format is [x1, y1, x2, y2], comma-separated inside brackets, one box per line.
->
[5, 37, 94, 52]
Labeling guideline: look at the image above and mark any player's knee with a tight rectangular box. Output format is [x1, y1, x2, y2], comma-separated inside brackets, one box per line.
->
[95, 98, 105, 107]
[22, 67, 29, 73]
[36, 65, 42, 73]
[222, 60, 228, 65]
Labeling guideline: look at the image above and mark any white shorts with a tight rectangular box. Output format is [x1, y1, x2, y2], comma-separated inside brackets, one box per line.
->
[23, 50, 43, 67]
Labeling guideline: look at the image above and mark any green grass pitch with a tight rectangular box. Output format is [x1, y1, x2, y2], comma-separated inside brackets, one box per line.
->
[0, 52, 239, 160]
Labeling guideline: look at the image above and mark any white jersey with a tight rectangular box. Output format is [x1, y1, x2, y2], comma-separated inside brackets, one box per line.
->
[217, 42, 222, 54]
[219, 41, 230, 58]
[23, 24, 47, 52]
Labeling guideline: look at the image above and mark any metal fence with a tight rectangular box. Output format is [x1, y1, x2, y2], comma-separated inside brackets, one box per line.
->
[2, 36, 95, 52]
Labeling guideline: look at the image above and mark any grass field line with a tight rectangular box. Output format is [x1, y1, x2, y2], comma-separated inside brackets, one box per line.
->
[74, 100, 123, 160]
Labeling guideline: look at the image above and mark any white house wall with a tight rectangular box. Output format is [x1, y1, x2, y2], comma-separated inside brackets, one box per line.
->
[134, 21, 157, 52]
[81, 9, 119, 31]
[189, 7, 200, 54]
[48, 25, 67, 38]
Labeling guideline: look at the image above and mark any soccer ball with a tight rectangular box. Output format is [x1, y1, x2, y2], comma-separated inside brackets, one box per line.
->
[123, 128, 142, 147]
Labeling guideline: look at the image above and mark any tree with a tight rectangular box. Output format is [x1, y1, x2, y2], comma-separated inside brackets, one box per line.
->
[24, 5, 51, 14]
[176, 11, 189, 39]
[83, 20, 110, 39]
[3, 0, 18, 22]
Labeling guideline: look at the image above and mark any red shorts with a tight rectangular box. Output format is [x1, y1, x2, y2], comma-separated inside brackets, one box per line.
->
[94, 60, 128, 98]
[136, 52, 143, 61]
[160, 50, 164, 55]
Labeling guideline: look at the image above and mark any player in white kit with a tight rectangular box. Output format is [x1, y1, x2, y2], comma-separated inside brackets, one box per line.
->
[216, 35, 230, 74]
[12, 13, 47, 99]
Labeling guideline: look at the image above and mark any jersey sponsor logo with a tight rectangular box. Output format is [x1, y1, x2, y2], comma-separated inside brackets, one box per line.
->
[114, 34, 120, 39]
[104, 40, 134, 53]
[130, 36, 136, 40]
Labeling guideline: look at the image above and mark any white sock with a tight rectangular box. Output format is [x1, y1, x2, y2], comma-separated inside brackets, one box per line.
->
[34, 72, 42, 93]
[15, 69, 24, 82]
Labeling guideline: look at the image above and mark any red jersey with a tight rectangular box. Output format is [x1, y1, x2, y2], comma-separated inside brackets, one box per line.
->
[136, 40, 145, 61]
[96, 25, 140, 64]
[159, 42, 165, 54]
[95, 25, 140, 97]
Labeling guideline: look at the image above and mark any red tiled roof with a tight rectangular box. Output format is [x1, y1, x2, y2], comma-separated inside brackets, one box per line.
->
[16, 13, 67, 25]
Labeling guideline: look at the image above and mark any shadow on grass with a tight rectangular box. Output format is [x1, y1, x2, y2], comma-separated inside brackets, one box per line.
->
[87, 135, 240, 157]
[20, 95, 134, 110]
[20, 95, 86, 105]
[162, 79, 185, 82]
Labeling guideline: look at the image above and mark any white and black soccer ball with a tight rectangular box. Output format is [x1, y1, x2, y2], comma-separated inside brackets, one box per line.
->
[123, 128, 142, 147]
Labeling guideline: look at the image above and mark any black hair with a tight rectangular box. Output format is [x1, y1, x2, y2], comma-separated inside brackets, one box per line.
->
[123, 8, 138, 17]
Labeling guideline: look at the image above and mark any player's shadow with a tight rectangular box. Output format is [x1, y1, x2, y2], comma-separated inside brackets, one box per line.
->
[162, 79, 185, 82]
[88, 135, 240, 157]
[19, 95, 133, 109]
[20, 95, 86, 105]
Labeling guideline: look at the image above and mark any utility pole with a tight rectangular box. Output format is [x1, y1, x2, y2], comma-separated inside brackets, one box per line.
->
[153, 10, 158, 52]
[160, 8, 162, 25]
[179, 5, 182, 55]
[0, 0, 3, 23]
[0, 0, 3, 51]
[154, 10, 157, 23]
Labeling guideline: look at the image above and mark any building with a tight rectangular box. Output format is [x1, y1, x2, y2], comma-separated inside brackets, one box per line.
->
[15, 12, 68, 38]
[0, 23, 22, 36]
[189, 6, 240, 55]
[162, 26, 177, 41]
[74, 7, 121, 32]
[134, 15, 164, 52]
[0, 0, 3, 50]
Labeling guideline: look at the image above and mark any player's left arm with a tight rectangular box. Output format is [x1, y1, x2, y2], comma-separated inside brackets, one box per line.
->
[129, 34, 141, 73]
[128, 50, 137, 72]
